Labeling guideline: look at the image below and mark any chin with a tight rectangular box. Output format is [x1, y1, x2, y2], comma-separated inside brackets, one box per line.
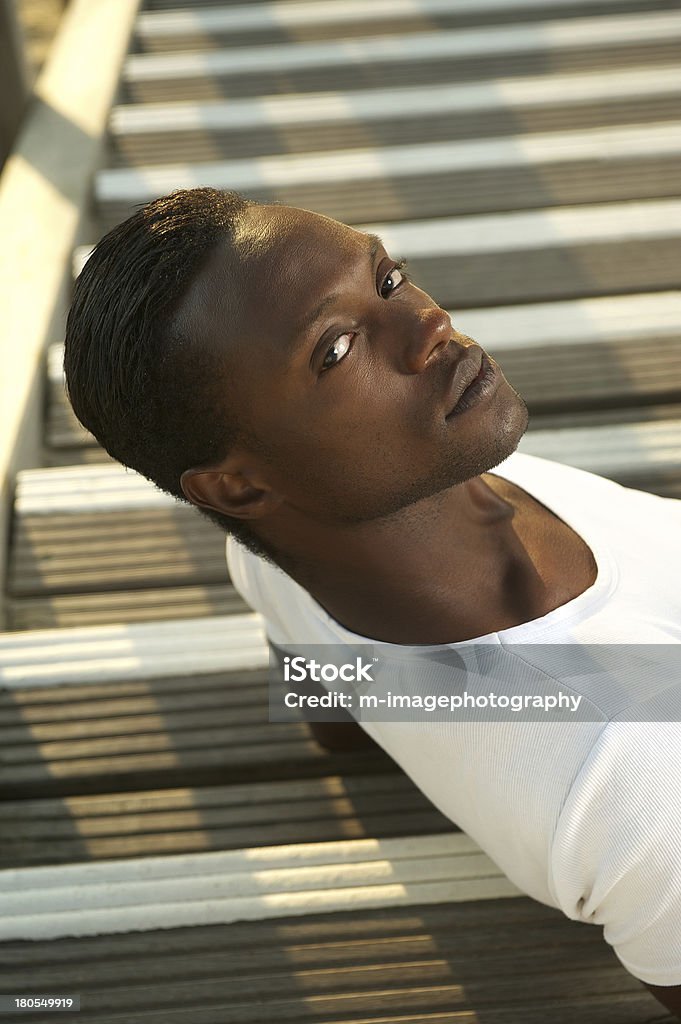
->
[445, 390, 529, 488]
[487, 393, 530, 468]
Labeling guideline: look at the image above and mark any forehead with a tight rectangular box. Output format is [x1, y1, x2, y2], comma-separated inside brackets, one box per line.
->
[188, 203, 378, 363]
[234, 204, 372, 306]
[237, 203, 363, 263]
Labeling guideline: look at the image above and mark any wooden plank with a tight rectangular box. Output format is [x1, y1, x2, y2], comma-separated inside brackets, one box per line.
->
[108, 66, 681, 164]
[0, 613, 267, 686]
[0, 773, 455, 868]
[134, 0, 667, 40]
[96, 121, 681, 229]
[457, 292, 681, 351]
[5, 583, 249, 631]
[47, 986, 668, 1023]
[132, 0, 680, 52]
[361, 201, 681, 307]
[0, 896, 612, 962]
[124, 12, 681, 81]
[0, 814, 455, 868]
[7, 506, 228, 597]
[364, 198, 681, 255]
[0, 834, 520, 940]
[119, 13, 681, 101]
[0, 899, 664, 1023]
[0, 665, 270, 708]
[0, 772, 418, 818]
[144, 0, 278, 5]
[100, 118, 681, 197]
[110, 67, 681, 136]
[95, 198, 681, 302]
[0, 657, 394, 798]
[0, 734, 392, 800]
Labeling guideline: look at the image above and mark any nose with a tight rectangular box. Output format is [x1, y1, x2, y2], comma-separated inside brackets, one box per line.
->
[401, 305, 453, 374]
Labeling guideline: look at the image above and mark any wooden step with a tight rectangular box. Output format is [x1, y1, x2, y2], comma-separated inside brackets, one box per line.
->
[5, 582, 248, 631]
[0, 620, 395, 797]
[361, 199, 681, 307]
[108, 65, 681, 165]
[7, 505, 228, 597]
[0, 773, 456, 868]
[0, 613, 267, 684]
[88, 195, 681, 307]
[132, 0, 679, 51]
[97, 121, 681, 228]
[0, 898, 660, 1023]
[0, 834, 512, 939]
[120, 12, 681, 102]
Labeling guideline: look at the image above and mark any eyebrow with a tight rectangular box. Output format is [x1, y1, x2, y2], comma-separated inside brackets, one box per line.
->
[293, 232, 384, 341]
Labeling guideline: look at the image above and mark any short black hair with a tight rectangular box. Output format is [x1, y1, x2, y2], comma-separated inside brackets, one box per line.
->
[63, 187, 280, 566]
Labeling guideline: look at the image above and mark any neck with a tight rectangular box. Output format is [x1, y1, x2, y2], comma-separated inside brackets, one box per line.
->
[256, 475, 542, 645]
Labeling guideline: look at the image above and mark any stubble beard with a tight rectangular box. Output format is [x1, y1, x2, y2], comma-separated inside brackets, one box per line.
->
[323, 389, 530, 526]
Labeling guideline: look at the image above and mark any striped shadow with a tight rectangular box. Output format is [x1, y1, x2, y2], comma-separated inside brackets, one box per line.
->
[96, 121, 681, 228]
[124, 12, 681, 82]
[134, 0, 663, 42]
[108, 66, 681, 165]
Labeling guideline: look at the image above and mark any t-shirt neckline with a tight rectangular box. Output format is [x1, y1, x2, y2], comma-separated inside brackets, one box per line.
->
[299, 453, 618, 650]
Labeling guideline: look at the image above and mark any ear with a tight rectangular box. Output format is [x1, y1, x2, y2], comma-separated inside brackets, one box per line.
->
[180, 464, 282, 521]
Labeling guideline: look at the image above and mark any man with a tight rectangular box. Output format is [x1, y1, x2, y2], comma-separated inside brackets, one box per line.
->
[64, 187, 681, 1017]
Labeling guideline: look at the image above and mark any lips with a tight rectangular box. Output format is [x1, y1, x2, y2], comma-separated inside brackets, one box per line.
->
[444, 347, 484, 417]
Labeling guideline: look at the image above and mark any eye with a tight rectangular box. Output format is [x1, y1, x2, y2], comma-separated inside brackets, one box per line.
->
[321, 331, 354, 371]
[380, 259, 409, 299]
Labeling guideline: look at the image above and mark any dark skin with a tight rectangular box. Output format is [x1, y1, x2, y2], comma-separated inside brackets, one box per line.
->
[180, 203, 596, 641]
[179, 204, 679, 1018]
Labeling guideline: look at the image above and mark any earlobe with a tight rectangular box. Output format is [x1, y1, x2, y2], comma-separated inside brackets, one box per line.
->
[180, 467, 279, 520]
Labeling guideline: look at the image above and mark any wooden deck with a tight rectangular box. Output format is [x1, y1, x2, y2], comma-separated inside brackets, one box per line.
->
[1, 0, 680, 1020]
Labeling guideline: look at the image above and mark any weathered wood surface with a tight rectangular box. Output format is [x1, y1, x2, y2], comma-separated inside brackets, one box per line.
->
[2, 2, 680, 1020]
[0, 772, 455, 867]
[0, 900, 671, 1023]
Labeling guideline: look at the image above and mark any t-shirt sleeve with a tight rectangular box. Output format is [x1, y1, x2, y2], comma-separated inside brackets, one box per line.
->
[550, 721, 681, 986]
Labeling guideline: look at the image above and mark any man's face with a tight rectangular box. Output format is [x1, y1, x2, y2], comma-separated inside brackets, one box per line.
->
[190, 203, 528, 525]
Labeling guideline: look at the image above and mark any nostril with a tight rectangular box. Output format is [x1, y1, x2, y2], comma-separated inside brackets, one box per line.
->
[427, 337, 451, 364]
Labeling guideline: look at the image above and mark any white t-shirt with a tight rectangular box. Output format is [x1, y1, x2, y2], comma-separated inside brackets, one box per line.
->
[226, 451, 681, 986]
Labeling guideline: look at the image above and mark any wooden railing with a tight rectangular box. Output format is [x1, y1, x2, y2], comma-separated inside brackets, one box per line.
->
[0, 0, 140, 628]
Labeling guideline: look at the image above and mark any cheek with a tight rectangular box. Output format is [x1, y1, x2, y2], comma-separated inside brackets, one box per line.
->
[247, 361, 431, 467]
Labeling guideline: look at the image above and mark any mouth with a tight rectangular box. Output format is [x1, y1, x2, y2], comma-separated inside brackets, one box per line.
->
[444, 348, 498, 418]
